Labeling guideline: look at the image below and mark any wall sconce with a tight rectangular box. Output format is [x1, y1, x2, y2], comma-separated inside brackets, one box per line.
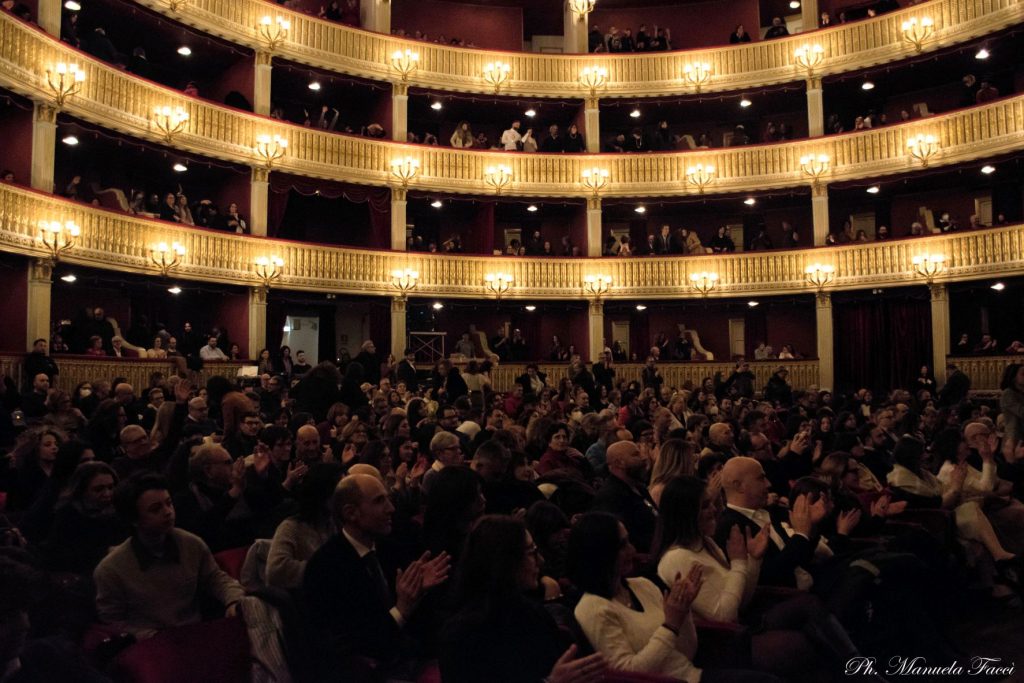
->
[390, 49, 420, 81]
[581, 168, 609, 196]
[689, 271, 719, 297]
[582, 274, 612, 299]
[150, 241, 186, 277]
[799, 153, 830, 186]
[579, 66, 608, 98]
[39, 220, 80, 262]
[46, 63, 85, 107]
[568, 0, 597, 21]
[390, 156, 420, 186]
[390, 268, 419, 299]
[901, 17, 934, 52]
[254, 134, 288, 169]
[906, 133, 939, 167]
[804, 263, 835, 292]
[484, 272, 513, 299]
[484, 165, 513, 195]
[254, 256, 284, 288]
[482, 61, 511, 93]
[912, 253, 945, 283]
[682, 62, 712, 93]
[151, 106, 189, 142]
[685, 163, 716, 194]
[258, 15, 291, 51]
[793, 44, 824, 77]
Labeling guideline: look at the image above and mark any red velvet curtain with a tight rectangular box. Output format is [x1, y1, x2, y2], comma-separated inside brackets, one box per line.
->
[268, 173, 390, 242]
[745, 309, 768, 359]
[834, 296, 932, 393]
[475, 202, 496, 255]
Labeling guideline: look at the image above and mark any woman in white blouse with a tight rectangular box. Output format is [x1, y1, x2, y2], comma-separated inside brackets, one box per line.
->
[568, 511, 780, 683]
[655, 476, 863, 681]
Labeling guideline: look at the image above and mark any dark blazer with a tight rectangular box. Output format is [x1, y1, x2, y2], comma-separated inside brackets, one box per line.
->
[592, 475, 658, 554]
[516, 372, 548, 397]
[396, 359, 419, 390]
[715, 506, 816, 588]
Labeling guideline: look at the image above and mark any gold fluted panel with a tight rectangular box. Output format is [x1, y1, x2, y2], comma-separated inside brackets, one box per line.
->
[3, 13, 1024, 198]
[131, 0, 1024, 98]
[5, 183, 1024, 299]
[0, 355, 245, 391]
[948, 356, 1019, 392]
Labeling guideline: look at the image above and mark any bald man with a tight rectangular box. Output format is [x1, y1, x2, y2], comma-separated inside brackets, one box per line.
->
[593, 440, 658, 553]
[295, 424, 332, 465]
[700, 422, 738, 459]
[183, 396, 216, 437]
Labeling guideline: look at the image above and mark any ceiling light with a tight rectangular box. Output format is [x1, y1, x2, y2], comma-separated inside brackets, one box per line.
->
[64, 0, 81, 9]
[172, 162, 188, 172]
[981, 165, 996, 175]
[991, 282, 1005, 291]
[432, 302, 444, 310]
[861, 80, 875, 90]
[60, 274, 77, 282]
[282, 324, 291, 332]
[748, 300, 759, 307]
[431, 199, 443, 208]
[525, 305, 537, 312]
[866, 185, 880, 194]
[634, 205, 646, 214]
[743, 197, 756, 205]
[177, 46, 192, 56]
[629, 108, 641, 118]
[527, 204, 538, 212]
[308, 81, 321, 91]
[62, 135, 79, 145]
[167, 286, 182, 294]
[789, 0, 800, 8]
[975, 48, 990, 60]
[635, 304, 647, 311]
[739, 98, 752, 108]
[430, 102, 443, 110]
[525, 109, 536, 118]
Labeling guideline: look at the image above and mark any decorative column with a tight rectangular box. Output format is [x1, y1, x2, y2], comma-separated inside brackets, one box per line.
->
[806, 77, 824, 137]
[800, 0, 819, 33]
[250, 167, 270, 237]
[929, 284, 950, 386]
[815, 292, 834, 391]
[254, 51, 273, 116]
[360, 0, 390, 34]
[811, 184, 829, 246]
[587, 300, 604, 362]
[390, 297, 407, 357]
[563, 2, 589, 54]
[586, 196, 603, 257]
[31, 103, 57, 194]
[391, 187, 408, 251]
[392, 83, 408, 143]
[38, 0, 62, 37]
[26, 260, 53, 352]
[584, 97, 601, 153]
[247, 287, 268, 358]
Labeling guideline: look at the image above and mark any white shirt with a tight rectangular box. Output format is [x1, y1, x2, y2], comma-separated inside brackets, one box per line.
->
[200, 345, 228, 361]
[726, 503, 820, 590]
[341, 528, 406, 626]
[501, 127, 522, 150]
[658, 542, 760, 623]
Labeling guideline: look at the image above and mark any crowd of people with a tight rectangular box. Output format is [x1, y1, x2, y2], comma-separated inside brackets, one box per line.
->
[1, 321, 1024, 682]
[827, 210, 1010, 245]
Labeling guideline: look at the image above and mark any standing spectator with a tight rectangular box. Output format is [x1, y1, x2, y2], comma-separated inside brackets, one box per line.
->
[764, 16, 789, 39]
[564, 124, 585, 152]
[729, 24, 752, 43]
[710, 226, 736, 253]
[25, 338, 59, 386]
[450, 121, 474, 148]
[780, 220, 799, 248]
[501, 120, 522, 151]
[540, 124, 564, 153]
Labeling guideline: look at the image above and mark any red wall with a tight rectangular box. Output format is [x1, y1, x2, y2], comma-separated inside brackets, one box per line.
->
[211, 293, 250, 358]
[590, 0, 760, 50]
[889, 188, 991, 236]
[0, 259, 28, 352]
[429, 305, 589, 361]
[392, 0, 524, 51]
[0, 103, 34, 186]
[205, 57, 255, 109]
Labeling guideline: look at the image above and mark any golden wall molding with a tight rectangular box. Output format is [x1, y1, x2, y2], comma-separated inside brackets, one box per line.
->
[2, 14, 1024, 198]
[130, 0, 1024, 98]
[3, 183, 1023, 300]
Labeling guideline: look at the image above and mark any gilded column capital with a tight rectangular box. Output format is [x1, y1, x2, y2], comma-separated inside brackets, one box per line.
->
[392, 187, 408, 202]
[811, 183, 828, 198]
[815, 291, 831, 308]
[928, 283, 948, 301]
[251, 166, 270, 183]
[34, 103, 58, 124]
[393, 82, 409, 97]
[805, 76, 822, 90]
[588, 299, 604, 316]
[391, 296, 407, 313]
[29, 258, 53, 282]
[255, 51, 273, 67]
[585, 95, 600, 110]
[587, 196, 601, 211]
[249, 286, 268, 304]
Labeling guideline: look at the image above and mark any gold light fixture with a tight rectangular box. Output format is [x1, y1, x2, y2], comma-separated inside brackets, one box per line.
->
[482, 61, 511, 93]
[682, 62, 712, 93]
[804, 263, 835, 292]
[799, 153, 831, 186]
[581, 167, 609, 196]
[912, 253, 945, 283]
[150, 241, 186, 277]
[484, 272, 513, 299]
[582, 274, 612, 299]
[390, 49, 420, 81]
[254, 134, 288, 169]
[579, 66, 608, 98]
[689, 271, 719, 297]
[390, 156, 420, 186]
[484, 164, 513, 195]
[258, 15, 291, 51]
[390, 268, 419, 300]
[39, 220, 80, 262]
[568, 0, 597, 21]
[151, 105, 189, 142]
[793, 43, 824, 77]
[685, 163, 716, 194]
[46, 63, 85, 107]
[906, 133, 939, 166]
[901, 17, 934, 52]
[254, 256, 285, 288]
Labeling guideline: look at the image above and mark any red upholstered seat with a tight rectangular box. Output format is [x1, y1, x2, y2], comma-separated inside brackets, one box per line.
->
[112, 617, 250, 683]
[213, 545, 251, 580]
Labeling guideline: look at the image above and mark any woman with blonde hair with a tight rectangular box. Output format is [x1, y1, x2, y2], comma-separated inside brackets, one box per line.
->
[174, 193, 194, 226]
[450, 121, 474, 148]
[649, 438, 697, 506]
[149, 401, 178, 448]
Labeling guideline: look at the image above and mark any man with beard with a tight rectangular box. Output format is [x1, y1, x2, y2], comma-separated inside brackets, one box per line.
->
[592, 441, 658, 553]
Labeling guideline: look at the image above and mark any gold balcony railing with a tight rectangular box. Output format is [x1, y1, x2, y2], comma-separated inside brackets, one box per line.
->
[948, 355, 1020, 392]
[130, 0, 1024, 98]
[0, 354, 245, 392]
[4, 183, 1024, 299]
[2, 14, 1024, 198]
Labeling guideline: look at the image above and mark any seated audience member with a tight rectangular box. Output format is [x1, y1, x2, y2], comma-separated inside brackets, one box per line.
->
[6, 427, 64, 511]
[94, 473, 246, 639]
[535, 422, 591, 479]
[422, 431, 464, 494]
[592, 440, 657, 553]
[440, 515, 607, 683]
[199, 336, 228, 361]
[172, 444, 248, 552]
[471, 439, 543, 514]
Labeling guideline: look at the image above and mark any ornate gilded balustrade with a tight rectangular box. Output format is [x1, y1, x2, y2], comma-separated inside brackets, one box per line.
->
[2, 14, 1024, 197]
[132, 0, 1024, 98]
[948, 355, 1019, 391]
[3, 183, 1024, 299]
[0, 354, 244, 391]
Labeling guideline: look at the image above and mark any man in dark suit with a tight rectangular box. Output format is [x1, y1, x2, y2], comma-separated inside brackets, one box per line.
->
[396, 348, 419, 391]
[303, 474, 451, 678]
[653, 224, 673, 255]
[592, 441, 658, 554]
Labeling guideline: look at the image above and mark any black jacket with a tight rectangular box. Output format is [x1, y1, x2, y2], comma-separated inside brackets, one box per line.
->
[715, 506, 816, 588]
[592, 474, 658, 554]
[396, 359, 419, 390]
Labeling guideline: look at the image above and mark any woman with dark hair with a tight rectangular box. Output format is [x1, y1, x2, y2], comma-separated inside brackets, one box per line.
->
[525, 500, 571, 582]
[8, 427, 65, 511]
[19, 438, 96, 541]
[85, 399, 128, 462]
[440, 515, 607, 683]
[358, 440, 394, 486]
[257, 348, 275, 375]
[266, 462, 342, 590]
[279, 345, 294, 378]
[535, 422, 590, 479]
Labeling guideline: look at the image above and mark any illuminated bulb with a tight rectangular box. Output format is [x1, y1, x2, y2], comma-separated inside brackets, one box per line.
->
[64, 0, 81, 9]
[167, 286, 182, 294]
[308, 81, 321, 91]
[525, 305, 537, 312]
[980, 165, 995, 175]
[789, 0, 800, 7]
[744, 197, 756, 206]
[748, 301, 760, 307]
[991, 282, 1005, 291]
[634, 205, 646, 214]
[866, 185, 880, 194]
[432, 302, 444, 310]
[431, 200, 443, 208]
[430, 101, 443, 110]
[527, 205, 538, 212]
[861, 81, 875, 90]
[62, 135, 79, 145]
[282, 325, 291, 332]
[177, 46, 192, 56]
[60, 274, 77, 282]
[636, 305, 647, 311]
[739, 98, 752, 108]
[629, 108, 641, 118]
[975, 48, 990, 60]
[525, 109, 536, 118]
[172, 162, 188, 172]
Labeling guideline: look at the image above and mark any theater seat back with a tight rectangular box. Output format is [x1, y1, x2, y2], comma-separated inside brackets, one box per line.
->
[113, 618, 250, 683]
